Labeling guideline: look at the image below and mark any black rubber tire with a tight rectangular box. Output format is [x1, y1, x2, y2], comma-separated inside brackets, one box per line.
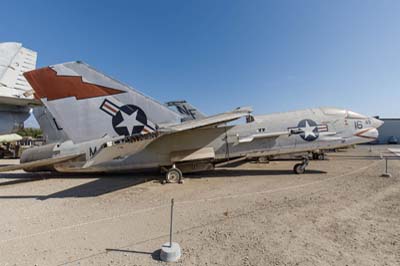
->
[294, 163, 305, 174]
[318, 154, 325, 160]
[166, 168, 183, 183]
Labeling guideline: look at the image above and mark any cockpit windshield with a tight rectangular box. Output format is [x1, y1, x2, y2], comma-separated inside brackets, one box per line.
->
[320, 107, 347, 116]
[346, 110, 367, 119]
[320, 107, 367, 119]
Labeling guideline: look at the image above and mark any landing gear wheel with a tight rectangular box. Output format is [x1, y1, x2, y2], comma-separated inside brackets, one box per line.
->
[317, 153, 325, 160]
[294, 163, 306, 174]
[165, 167, 183, 184]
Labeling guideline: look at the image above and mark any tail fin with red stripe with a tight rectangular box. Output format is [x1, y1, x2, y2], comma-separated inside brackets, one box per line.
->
[24, 61, 181, 143]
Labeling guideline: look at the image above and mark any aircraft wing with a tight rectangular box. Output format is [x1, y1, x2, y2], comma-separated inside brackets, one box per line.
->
[0, 153, 83, 173]
[82, 135, 157, 168]
[159, 106, 252, 133]
[84, 107, 252, 168]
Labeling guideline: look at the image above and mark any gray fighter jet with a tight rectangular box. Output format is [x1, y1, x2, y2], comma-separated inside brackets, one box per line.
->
[0, 42, 40, 141]
[0, 61, 383, 182]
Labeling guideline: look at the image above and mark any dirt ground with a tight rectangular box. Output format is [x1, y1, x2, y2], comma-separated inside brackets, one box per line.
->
[0, 145, 399, 266]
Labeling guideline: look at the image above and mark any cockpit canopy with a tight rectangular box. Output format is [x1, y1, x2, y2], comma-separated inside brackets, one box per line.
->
[320, 107, 367, 119]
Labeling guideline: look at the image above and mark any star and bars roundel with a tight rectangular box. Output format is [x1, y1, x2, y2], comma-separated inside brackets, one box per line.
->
[289, 119, 329, 142]
[100, 99, 156, 136]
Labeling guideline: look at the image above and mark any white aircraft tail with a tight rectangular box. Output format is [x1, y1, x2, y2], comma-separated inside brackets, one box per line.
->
[0, 42, 37, 99]
[24, 61, 182, 143]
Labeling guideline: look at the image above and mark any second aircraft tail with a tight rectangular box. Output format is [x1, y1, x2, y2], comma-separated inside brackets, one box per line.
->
[166, 100, 206, 122]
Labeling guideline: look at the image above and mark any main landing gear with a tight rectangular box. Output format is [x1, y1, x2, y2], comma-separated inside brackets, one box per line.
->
[162, 164, 184, 184]
[312, 152, 325, 160]
[293, 157, 309, 174]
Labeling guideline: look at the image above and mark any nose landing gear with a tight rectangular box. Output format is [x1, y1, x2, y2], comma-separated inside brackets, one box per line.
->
[293, 157, 309, 174]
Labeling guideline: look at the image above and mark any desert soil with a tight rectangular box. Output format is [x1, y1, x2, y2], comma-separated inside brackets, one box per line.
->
[0, 145, 399, 266]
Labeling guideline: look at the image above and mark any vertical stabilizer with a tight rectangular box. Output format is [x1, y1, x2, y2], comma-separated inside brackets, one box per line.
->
[25, 61, 181, 143]
[166, 100, 206, 122]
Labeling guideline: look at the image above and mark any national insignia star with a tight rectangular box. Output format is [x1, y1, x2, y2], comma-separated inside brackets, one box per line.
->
[115, 110, 144, 135]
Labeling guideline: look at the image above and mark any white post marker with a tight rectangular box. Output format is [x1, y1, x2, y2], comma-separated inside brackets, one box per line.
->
[381, 157, 392, 177]
[160, 198, 181, 262]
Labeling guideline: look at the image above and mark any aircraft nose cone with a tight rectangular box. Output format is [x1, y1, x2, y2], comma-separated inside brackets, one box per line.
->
[355, 128, 379, 140]
[371, 117, 384, 128]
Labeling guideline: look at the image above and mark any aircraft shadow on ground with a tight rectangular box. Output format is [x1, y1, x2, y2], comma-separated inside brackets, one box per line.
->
[37, 177, 153, 200]
[0, 172, 55, 186]
[192, 168, 327, 178]
[0, 173, 157, 200]
[0, 168, 326, 200]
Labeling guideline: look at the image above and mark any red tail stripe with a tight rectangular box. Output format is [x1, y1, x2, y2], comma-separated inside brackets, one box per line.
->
[24, 67, 125, 101]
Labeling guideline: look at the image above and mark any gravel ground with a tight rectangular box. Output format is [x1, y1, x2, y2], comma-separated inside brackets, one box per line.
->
[0, 145, 399, 266]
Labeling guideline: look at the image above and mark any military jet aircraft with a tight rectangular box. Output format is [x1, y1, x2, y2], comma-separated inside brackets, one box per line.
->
[0, 42, 41, 142]
[0, 61, 383, 183]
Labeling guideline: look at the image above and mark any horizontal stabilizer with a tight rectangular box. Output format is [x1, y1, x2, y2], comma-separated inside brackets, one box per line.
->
[0, 153, 82, 173]
[160, 106, 252, 133]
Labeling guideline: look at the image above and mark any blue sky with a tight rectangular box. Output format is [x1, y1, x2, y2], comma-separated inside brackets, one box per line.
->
[1, 1, 399, 127]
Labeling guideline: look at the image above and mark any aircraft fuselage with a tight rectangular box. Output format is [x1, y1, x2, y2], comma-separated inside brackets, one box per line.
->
[20, 107, 382, 173]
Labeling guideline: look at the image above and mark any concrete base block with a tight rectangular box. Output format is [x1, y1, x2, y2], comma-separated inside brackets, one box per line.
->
[160, 242, 181, 262]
